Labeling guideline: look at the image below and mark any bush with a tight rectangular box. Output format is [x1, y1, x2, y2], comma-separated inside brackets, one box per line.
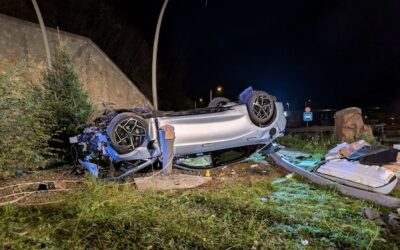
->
[0, 48, 92, 172]
[0, 63, 55, 172]
[43, 48, 92, 161]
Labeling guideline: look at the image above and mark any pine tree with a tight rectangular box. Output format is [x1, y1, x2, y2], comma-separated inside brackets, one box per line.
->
[0, 63, 54, 173]
[43, 48, 92, 162]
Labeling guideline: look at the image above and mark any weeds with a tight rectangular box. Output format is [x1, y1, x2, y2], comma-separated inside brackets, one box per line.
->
[277, 133, 337, 154]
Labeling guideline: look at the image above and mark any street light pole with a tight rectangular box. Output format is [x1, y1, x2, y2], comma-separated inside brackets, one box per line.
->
[209, 86, 223, 102]
[152, 0, 169, 110]
[31, 0, 51, 68]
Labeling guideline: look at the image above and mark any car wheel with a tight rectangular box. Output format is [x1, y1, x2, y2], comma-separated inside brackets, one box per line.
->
[208, 97, 231, 108]
[106, 113, 148, 154]
[246, 91, 275, 126]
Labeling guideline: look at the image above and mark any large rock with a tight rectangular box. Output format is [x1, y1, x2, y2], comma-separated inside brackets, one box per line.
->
[334, 107, 373, 142]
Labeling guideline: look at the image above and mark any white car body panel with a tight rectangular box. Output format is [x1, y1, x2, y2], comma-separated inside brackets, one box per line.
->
[158, 102, 286, 156]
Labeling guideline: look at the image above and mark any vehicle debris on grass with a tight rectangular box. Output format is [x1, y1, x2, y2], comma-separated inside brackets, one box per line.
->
[275, 140, 400, 195]
[274, 138, 400, 237]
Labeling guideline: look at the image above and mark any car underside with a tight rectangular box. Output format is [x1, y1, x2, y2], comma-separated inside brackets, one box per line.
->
[70, 87, 287, 179]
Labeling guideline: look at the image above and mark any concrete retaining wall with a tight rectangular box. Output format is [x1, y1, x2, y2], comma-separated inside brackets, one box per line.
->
[0, 14, 152, 109]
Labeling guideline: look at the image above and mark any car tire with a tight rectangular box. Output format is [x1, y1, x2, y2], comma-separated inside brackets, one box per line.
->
[208, 97, 231, 108]
[246, 91, 275, 126]
[106, 113, 148, 154]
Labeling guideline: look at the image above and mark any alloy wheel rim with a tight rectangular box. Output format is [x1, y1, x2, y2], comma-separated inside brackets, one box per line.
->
[114, 118, 146, 150]
[252, 94, 273, 121]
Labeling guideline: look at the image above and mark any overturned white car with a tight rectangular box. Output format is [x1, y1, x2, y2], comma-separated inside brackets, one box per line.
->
[70, 87, 286, 179]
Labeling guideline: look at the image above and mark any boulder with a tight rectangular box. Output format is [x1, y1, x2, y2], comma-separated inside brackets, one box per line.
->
[334, 107, 373, 142]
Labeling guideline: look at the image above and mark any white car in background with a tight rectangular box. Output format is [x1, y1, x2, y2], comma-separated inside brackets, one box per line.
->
[70, 87, 286, 179]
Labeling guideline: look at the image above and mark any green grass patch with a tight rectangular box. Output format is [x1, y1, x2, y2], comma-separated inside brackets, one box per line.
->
[277, 134, 336, 155]
[277, 133, 380, 156]
[0, 177, 397, 249]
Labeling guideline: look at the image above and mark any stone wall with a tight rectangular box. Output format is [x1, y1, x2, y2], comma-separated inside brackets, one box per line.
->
[0, 14, 152, 109]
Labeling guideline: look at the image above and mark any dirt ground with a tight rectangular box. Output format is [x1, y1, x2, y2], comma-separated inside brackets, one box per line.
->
[0, 156, 289, 206]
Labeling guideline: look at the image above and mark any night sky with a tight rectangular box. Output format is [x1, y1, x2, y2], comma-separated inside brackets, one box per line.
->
[2, 0, 400, 111]
[155, 0, 400, 110]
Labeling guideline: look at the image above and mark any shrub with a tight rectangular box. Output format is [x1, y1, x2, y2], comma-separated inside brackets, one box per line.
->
[43, 48, 92, 161]
[0, 49, 92, 172]
[0, 63, 55, 172]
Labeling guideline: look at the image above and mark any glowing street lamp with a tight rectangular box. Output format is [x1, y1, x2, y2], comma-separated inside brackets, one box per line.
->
[195, 97, 204, 109]
[210, 85, 223, 102]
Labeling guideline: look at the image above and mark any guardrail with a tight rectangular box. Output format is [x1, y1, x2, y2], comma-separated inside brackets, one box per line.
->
[286, 126, 334, 133]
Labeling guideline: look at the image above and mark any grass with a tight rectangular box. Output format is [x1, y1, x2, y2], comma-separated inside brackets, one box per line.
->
[1, 176, 398, 249]
[277, 133, 380, 156]
[276, 134, 336, 155]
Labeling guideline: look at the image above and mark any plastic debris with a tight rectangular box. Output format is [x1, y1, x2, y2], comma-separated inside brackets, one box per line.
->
[286, 173, 294, 179]
[362, 207, 386, 226]
[362, 207, 400, 231]
[271, 173, 295, 184]
[260, 197, 268, 203]
[325, 140, 370, 160]
[301, 239, 309, 246]
[297, 160, 319, 171]
[271, 177, 288, 184]
[37, 183, 48, 192]
[14, 170, 25, 177]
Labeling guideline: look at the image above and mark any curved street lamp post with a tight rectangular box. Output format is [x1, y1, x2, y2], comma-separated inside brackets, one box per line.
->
[31, 0, 51, 68]
[152, 0, 170, 110]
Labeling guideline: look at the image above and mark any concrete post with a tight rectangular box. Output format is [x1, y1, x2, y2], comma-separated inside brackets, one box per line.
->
[159, 125, 175, 175]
